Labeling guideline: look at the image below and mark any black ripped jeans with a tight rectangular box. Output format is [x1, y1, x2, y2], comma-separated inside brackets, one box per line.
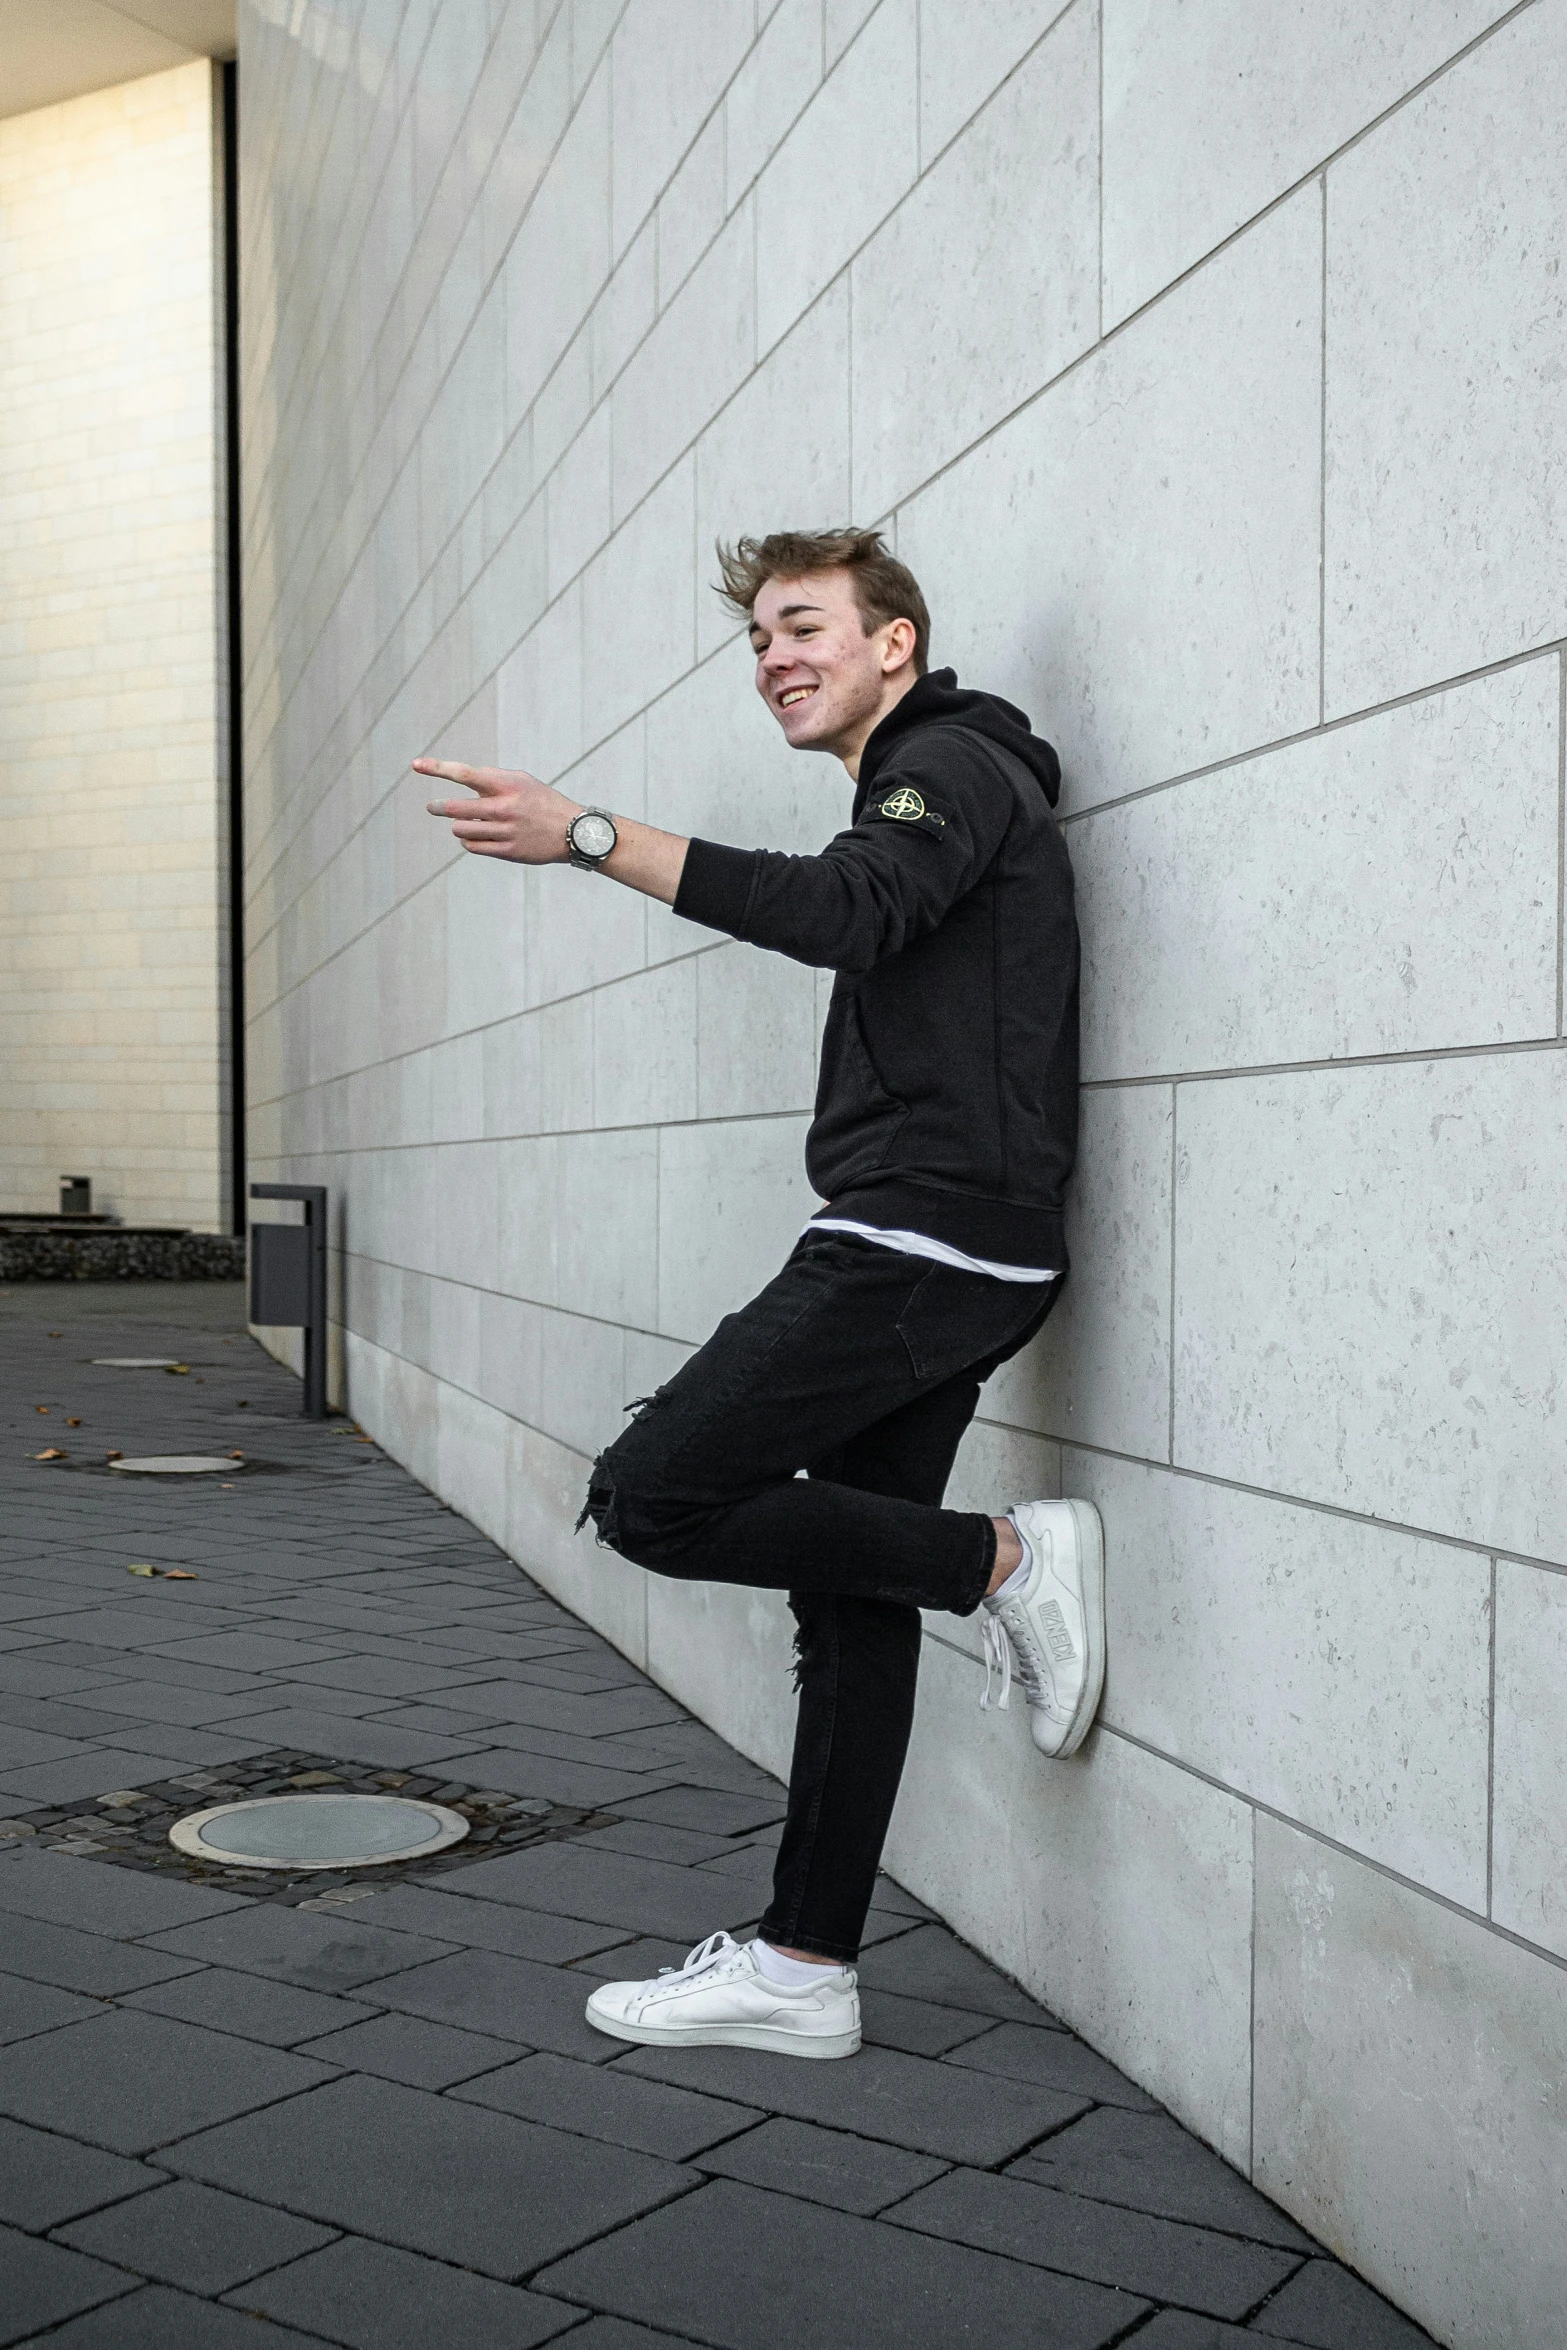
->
[580, 1230, 1061, 1963]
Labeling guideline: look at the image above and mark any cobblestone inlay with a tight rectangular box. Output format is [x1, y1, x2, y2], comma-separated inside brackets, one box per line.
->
[0, 1752, 616, 1906]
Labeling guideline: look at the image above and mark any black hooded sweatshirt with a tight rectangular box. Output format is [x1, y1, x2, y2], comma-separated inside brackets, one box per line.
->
[672, 668, 1080, 1271]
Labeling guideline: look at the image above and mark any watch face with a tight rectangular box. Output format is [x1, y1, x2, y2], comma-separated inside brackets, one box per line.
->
[573, 812, 616, 858]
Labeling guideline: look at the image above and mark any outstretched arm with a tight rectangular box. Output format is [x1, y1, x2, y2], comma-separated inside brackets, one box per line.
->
[416, 758, 689, 905]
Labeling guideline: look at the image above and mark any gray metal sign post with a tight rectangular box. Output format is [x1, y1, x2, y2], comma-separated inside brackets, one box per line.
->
[248, 1183, 328, 1419]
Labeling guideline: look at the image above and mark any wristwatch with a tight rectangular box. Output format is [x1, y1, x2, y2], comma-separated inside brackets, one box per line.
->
[565, 806, 618, 871]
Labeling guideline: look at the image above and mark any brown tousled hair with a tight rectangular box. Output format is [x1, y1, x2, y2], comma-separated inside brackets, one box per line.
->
[714, 528, 931, 675]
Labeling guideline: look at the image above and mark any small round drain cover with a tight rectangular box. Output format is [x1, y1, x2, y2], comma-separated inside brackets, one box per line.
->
[169, 1793, 469, 1869]
[109, 1455, 236, 1474]
[92, 1358, 185, 1368]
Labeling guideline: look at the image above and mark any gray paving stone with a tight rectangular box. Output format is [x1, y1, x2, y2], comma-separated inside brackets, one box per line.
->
[1131, 2314, 1319, 2348]
[0, 1847, 251, 1939]
[1006, 2107, 1316, 2251]
[451, 1844, 763, 1942]
[0, 1660, 119, 1699]
[56, 1656, 272, 1696]
[0, 1968, 101, 2045]
[43, 1681, 251, 1728]
[0, 2223, 136, 2347]
[144, 1632, 354, 1673]
[0, 2008, 337, 2155]
[434, 1681, 684, 1736]
[108, 1724, 278, 1766]
[358, 1880, 628, 1963]
[230, 1680, 393, 1716]
[234, 2230, 582, 2348]
[564, 1819, 745, 1867]
[214, 1708, 476, 1768]
[142, 1903, 458, 1993]
[373, 1945, 622, 2064]
[15, 2281, 327, 2347]
[859, 1987, 998, 2058]
[284, 1654, 500, 1698]
[124, 1966, 381, 2047]
[440, 1743, 672, 1809]
[459, 1720, 678, 1774]
[611, 1785, 786, 1836]
[854, 1922, 1059, 2022]
[0, 1695, 145, 1741]
[455, 2049, 761, 2159]
[361, 1700, 509, 1735]
[0, 1729, 93, 1767]
[947, 2020, 1163, 2110]
[297, 2009, 521, 2087]
[166, 2073, 698, 2280]
[0, 2114, 162, 2229]
[536, 2176, 1141, 2349]
[886, 2167, 1300, 2320]
[1251, 2259, 1439, 2347]
[694, 2114, 949, 2216]
[0, 1748, 199, 1805]
[56, 2178, 338, 2293]
[0, 1911, 204, 1998]
[552, 2323, 712, 2350]
[619, 2038, 1091, 2165]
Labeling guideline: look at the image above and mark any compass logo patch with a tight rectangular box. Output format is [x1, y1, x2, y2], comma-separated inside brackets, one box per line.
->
[869, 786, 947, 836]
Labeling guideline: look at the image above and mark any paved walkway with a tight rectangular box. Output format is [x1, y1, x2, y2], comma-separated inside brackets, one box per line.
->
[0, 1284, 1433, 2350]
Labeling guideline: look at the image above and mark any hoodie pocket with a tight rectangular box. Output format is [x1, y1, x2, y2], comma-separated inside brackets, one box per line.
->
[810, 991, 908, 1184]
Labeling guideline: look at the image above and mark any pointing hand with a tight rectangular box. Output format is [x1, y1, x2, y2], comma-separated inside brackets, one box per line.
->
[415, 758, 581, 864]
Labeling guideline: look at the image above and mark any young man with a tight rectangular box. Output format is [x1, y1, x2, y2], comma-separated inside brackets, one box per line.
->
[419, 528, 1104, 2061]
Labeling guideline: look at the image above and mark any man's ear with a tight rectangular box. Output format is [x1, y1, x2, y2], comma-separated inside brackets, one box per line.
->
[880, 617, 917, 675]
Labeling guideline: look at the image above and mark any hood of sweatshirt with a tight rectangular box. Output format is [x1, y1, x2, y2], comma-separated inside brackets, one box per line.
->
[857, 667, 1062, 807]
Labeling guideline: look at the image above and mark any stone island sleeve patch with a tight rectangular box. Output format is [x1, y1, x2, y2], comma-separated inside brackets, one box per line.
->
[864, 787, 949, 838]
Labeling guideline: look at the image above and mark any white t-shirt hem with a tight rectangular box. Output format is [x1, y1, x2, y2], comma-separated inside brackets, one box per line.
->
[804, 1216, 1060, 1285]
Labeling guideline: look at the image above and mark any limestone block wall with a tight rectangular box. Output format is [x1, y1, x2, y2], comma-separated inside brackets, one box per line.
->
[0, 63, 232, 1232]
[238, 6, 1567, 2341]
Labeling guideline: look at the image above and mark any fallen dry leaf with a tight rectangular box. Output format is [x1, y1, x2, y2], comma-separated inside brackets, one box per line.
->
[165, 1363, 191, 1376]
[66, 1417, 81, 1427]
[228, 1449, 245, 1460]
[163, 1569, 198, 1581]
[35, 1406, 49, 1414]
[127, 1564, 157, 1577]
[34, 1447, 66, 1461]
[105, 1449, 123, 1461]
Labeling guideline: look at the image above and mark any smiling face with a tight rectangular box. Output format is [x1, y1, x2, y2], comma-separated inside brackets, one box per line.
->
[750, 569, 919, 772]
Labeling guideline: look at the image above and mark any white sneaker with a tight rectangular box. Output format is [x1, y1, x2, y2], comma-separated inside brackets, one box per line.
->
[980, 1498, 1105, 1758]
[584, 1931, 860, 2060]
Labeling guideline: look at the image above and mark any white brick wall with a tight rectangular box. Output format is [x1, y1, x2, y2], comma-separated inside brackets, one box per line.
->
[0, 62, 230, 1231]
[238, 7, 1567, 2339]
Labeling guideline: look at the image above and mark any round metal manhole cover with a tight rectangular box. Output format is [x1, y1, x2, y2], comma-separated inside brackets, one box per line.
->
[169, 1793, 470, 1870]
[109, 1455, 238, 1475]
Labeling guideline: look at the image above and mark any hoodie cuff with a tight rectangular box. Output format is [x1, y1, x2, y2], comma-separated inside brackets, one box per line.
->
[673, 838, 760, 938]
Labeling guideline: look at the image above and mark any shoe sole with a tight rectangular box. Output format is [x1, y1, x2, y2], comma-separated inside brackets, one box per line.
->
[1031, 1497, 1106, 1760]
[585, 2006, 860, 2060]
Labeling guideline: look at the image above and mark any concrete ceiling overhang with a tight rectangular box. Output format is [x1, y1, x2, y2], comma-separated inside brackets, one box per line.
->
[0, 0, 236, 123]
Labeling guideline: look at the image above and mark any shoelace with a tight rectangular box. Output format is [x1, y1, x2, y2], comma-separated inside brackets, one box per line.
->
[654, 1928, 739, 1983]
[980, 1612, 1013, 1711]
[981, 1600, 1050, 1713]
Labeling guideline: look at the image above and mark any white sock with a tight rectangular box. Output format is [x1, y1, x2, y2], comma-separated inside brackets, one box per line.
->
[753, 1939, 843, 1984]
[992, 1517, 1033, 1600]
